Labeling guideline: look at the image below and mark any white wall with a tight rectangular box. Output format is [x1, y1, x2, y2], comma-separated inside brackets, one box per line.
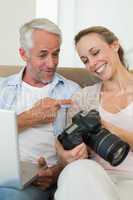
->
[58, 0, 133, 68]
[36, 0, 58, 24]
[0, 0, 36, 65]
[0, 0, 59, 66]
[58, 0, 76, 67]
[0, 0, 133, 68]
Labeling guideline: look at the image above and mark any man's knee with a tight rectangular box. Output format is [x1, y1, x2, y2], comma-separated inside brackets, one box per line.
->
[0, 188, 27, 200]
[0, 185, 50, 200]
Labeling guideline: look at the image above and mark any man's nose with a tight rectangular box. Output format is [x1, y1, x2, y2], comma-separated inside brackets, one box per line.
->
[45, 55, 56, 68]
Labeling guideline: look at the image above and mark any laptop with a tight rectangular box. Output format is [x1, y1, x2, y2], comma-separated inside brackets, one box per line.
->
[0, 108, 43, 190]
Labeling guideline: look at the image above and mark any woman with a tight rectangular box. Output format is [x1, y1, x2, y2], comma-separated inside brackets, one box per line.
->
[55, 26, 133, 200]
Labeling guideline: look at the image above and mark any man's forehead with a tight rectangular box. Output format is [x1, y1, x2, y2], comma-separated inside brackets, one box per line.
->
[39, 48, 60, 53]
[32, 29, 60, 40]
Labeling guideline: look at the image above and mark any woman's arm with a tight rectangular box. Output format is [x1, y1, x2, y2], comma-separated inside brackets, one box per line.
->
[102, 120, 133, 148]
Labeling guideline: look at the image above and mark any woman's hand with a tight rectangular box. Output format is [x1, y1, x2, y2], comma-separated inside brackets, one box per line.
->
[55, 139, 89, 164]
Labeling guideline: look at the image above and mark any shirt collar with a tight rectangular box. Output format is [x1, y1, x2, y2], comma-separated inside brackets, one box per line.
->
[6, 67, 66, 87]
[6, 67, 25, 87]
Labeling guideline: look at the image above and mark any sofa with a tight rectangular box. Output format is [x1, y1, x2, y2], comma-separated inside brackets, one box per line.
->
[0, 65, 99, 87]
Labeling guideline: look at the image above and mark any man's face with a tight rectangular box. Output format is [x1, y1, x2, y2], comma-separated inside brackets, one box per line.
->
[20, 29, 60, 85]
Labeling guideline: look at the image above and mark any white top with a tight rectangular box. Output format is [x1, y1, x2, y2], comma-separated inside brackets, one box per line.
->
[12, 81, 58, 166]
[94, 103, 133, 178]
[70, 83, 133, 179]
[100, 102, 133, 132]
[15, 81, 51, 113]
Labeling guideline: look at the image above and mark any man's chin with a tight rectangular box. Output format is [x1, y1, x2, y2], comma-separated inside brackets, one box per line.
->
[41, 76, 54, 84]
[38, 72, 54, 80]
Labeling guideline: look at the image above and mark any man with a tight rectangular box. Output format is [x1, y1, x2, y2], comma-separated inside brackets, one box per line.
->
[0, 18, 80, 200]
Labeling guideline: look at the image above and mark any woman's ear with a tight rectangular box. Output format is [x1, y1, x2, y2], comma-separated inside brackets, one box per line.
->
[19, 48, 29, 62]
[110, 40, 120, 52]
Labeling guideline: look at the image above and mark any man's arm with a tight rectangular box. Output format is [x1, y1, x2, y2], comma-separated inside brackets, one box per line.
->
[17, 97, 72, 132]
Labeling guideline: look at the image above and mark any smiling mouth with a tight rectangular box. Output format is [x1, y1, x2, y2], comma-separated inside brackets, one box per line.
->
[95, 64, 106, 75]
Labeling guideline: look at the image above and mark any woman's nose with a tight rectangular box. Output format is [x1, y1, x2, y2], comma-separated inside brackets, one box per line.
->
[87, 59, 97, 72]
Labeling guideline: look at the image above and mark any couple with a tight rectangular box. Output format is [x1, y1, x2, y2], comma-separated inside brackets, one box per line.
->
[0, 18, 133, 200]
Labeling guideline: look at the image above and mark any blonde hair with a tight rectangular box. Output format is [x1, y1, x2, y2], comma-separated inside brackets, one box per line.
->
[75, 26, 127, 67]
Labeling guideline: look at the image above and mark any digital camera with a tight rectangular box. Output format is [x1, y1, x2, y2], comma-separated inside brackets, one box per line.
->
[58, 109, 130, 166]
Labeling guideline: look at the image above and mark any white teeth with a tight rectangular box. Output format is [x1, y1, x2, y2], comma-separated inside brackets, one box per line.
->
[96, 64, 106, 74]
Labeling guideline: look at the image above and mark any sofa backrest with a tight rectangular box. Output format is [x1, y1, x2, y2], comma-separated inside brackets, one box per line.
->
[0, 65, 99, 87]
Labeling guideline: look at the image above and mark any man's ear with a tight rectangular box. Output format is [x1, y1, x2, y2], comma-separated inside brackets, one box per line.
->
[19, 48, 29, 62]
[110, 40, 120, 52]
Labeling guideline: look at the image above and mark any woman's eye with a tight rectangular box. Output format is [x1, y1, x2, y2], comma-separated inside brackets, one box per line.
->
[92, 50, 100, 56]
[82, 59, 88, 64]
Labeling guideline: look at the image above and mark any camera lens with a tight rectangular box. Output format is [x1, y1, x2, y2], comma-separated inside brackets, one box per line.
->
[87, 128, 130, 166]
[113, 147, 125, 160]
[58, 109, 130, 166]
[107, 142, 129, 166]
[112, 145, 128, 166]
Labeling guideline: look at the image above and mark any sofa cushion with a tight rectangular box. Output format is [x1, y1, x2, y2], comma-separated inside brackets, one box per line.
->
[57, 67, 99, 87]
[0, 66, 99, 87]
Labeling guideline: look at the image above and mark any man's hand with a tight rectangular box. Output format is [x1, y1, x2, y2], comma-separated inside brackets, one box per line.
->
[55, 139, 89, 164]
[18, 97, 72, 130]
[33, 157, 64, 190]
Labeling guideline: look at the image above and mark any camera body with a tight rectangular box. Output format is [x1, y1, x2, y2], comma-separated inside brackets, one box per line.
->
[58, 109, 130, 166]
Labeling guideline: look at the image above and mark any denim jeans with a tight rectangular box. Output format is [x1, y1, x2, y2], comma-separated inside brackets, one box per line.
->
[0, 184, 56, 200]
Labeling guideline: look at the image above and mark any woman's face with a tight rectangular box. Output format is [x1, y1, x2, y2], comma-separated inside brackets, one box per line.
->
[76, 33, 119, 81]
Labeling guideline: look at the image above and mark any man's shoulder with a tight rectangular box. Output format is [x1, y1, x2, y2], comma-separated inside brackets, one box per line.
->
[64, 77, 80, 88]
[0, 67, 24, 88]
[56, 73, 81, 91]
[0, 73, 21, 88]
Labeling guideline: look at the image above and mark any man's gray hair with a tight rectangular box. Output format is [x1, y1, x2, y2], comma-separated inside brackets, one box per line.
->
[19, 18, 62, 52]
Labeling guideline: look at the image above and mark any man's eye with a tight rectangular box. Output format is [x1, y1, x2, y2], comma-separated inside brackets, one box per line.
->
[52, 52, 59, 57]
[39, 54, 47, 58]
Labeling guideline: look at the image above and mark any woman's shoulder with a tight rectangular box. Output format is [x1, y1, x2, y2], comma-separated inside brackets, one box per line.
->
[72, 82, 102, 100]
[67, 83, 102, 123]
